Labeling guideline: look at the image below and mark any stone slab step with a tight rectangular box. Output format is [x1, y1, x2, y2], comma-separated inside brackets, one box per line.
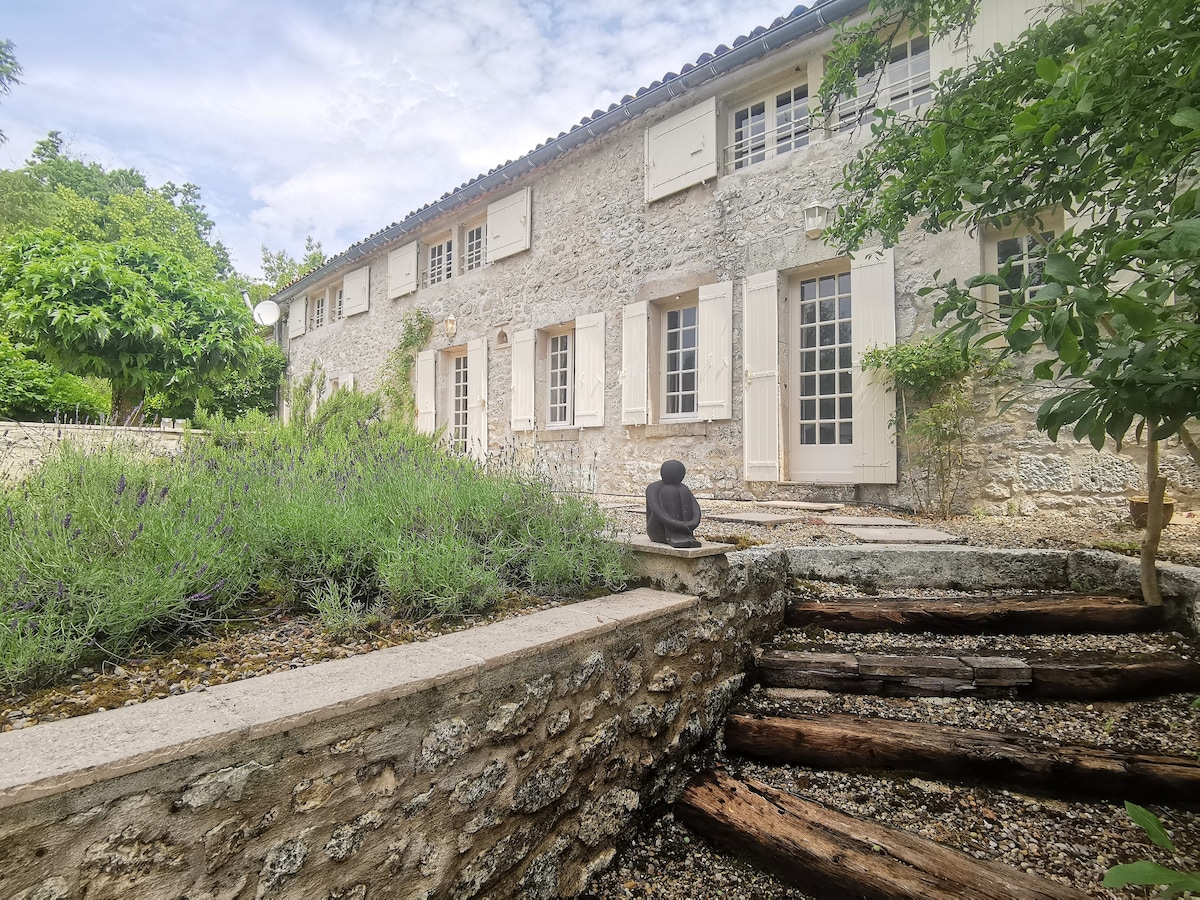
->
[840, 526, 962, 543]
[708, 511, 805, 526]
[759, 501, 845, 511]
[785, 594, 1164, 634]
[820, 515, 914, 526]
[757, 648, 1200, 699]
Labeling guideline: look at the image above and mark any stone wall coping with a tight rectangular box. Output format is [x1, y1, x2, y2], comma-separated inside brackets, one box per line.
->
[621, 533, 733, 559]
[0, 587, 696, 811]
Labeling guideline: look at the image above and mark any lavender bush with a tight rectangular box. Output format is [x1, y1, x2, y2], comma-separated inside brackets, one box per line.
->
[0, 393, 627, 693]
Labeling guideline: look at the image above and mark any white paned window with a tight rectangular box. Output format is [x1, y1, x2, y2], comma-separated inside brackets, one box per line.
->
[335, 288, 344, 320]
[463, 224, 486, 272]
[796, 271, 854, 448]
[312, 293, 326, 329]
[727, 83, 809, 172]
[995, 231, 1054, 318]
[451, 353, 469, 454]
[663, 304, 698, 419]
[427, 238, 453, 286]
[834, 35, 931, 131]
[548, 332, 574, 426]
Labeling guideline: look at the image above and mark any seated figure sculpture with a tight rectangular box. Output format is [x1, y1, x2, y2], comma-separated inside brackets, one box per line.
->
[646, 459, 702, 548]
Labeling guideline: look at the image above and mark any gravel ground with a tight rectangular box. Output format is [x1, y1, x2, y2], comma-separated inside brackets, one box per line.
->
[4, 501, 1200, 898]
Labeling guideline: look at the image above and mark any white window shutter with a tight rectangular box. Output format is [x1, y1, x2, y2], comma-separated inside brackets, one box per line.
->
[574, 312, 606, 428]
[697, 281, 733, 421]
[388, 242, 419, 299]
[621, 302, 648, 425]
[342, 266, 370, 316]
[850, 248, 898, 484]
[486, 188, 531, 264]
[288, 296, 307, 339]
[511, 329, 536, 432]
[415, 349, 436, 434]
[742, 271, 780, 482]
[466, 338, 487, 459]
[341, 372, 356, 391]
[645, 96, 718, 203]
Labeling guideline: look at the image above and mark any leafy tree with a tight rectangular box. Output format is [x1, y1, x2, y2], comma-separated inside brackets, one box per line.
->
[822, 0, 1199, 604]
[0, 230, 260, 421]
[27, 131, 147, 200]
[0, 39, 19, 145]
[146, 341, 286, 421]
[0, 169, 60, 237]
[261, 235, 326, 290]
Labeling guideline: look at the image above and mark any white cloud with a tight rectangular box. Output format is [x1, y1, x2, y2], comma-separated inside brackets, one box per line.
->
[2, 0, 792, 276]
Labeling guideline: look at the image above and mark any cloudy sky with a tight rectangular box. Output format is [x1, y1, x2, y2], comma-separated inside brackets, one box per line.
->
[1, 0, 795, 277]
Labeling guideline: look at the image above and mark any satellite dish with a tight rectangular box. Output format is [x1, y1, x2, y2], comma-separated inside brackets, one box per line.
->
[252, 300, 280, 327]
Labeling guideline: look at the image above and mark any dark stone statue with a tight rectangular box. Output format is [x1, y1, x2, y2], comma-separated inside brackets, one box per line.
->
[646, 459, 702, 548]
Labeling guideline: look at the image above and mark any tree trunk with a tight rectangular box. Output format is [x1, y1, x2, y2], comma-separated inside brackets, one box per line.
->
[1141, 437, 1166, 606]
[112, 384, 145, 426]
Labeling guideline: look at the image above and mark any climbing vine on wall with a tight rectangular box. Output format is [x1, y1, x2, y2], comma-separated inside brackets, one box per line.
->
[862, 334, 987, 518]
[382, 308, 434, 423]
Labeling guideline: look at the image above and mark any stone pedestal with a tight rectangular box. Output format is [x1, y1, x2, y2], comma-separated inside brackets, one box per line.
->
[622, 534, 732, 597]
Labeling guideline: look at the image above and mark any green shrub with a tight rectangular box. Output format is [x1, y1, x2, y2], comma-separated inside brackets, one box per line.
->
[0, 336, 110, 421]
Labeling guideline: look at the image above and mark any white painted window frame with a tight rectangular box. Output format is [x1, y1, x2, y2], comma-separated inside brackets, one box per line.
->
[725, 81, 810, 173]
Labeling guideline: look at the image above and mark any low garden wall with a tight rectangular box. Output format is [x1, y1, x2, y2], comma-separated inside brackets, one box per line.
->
[0, 421, 188, 483]
[0, 548, 788, 900]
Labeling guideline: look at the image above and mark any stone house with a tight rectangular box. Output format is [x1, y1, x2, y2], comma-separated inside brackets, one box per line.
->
[270, 0, 1194, 511]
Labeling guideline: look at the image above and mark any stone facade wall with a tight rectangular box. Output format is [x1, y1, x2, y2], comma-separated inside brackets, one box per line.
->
[0, 557, 787, 900]
[0, 421, 188, 484]
[278, 25, 1195, 513]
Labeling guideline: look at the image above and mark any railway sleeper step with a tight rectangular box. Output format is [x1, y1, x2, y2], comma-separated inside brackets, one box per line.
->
[756, 648, 1200, 699]
[785, 593, 1164, 635]
[724, 711, 1200, 806]
[674, 769, 1088, 900]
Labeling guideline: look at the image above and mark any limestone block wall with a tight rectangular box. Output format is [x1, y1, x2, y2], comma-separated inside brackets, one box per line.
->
[0, 421, 188, 484]
[0, 558, 787, 900]
[278, 27, 1197, 512]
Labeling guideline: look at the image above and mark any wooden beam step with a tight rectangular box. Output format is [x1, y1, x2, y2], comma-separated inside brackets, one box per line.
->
[674, 770, 1087, 900]
[725, 713, 1200, 805]
[786, 594, 1162, 634]
[757, 649, 1200, 699]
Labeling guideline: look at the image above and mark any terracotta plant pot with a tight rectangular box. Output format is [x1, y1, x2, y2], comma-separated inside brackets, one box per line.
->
[1129, 496, 1175, 528]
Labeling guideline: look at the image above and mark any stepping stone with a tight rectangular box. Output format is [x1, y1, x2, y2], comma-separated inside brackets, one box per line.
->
[760, 501, 845, 511]
[840, 526, 960, 543]
[820, 515, 912, 526]
[708, 511, 805, 526]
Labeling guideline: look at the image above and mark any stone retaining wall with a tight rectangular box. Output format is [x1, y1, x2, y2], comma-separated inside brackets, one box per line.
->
[0, 421, 188, 483]
[0, 550, 787, 900]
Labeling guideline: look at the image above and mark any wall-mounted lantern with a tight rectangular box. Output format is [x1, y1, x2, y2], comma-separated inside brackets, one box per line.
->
[804, 202, 833, 239]
[444, 315, 458, 338]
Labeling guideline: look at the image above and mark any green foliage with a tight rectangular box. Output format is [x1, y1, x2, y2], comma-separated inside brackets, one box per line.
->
[0, 335, 110, 421]
[146, 342, 285, 421]
[0, 169, 60, 237]
[0, 229, 261, 419]
[1103, 802, 1200, 897]
[862, 335, 981, 516]
[381, 308, 435, 422]
[0, 39, 20, 146]
[0, 398, 628, 693]
[825, 0, 1200, 455]
[261, 236, 326, 290]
